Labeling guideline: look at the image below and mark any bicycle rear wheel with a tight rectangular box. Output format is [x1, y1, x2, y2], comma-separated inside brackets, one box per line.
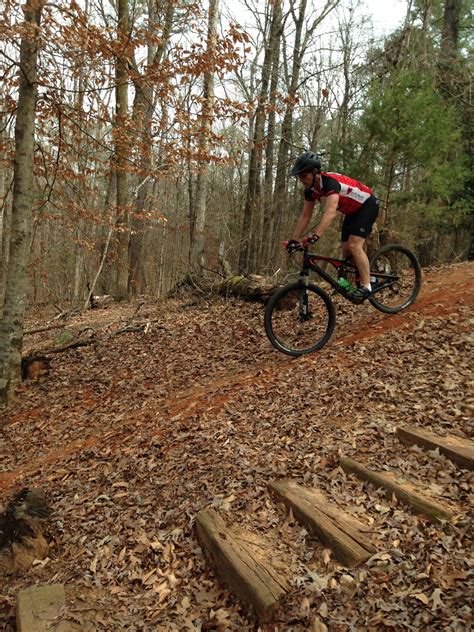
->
[264, 281, 335, 356]
[369, 244, 422, 313]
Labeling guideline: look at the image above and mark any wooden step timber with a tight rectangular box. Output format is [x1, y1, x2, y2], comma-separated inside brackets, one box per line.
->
[16, 584, 91, 631]
[397, 425, 474, 471]
[269, 479, 376, 567]
[340, 457, 454, 523]
[17, 584, 66, 632]
[196, 508, 289, 620]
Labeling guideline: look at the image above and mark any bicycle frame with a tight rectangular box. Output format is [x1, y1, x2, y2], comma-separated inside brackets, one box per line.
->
[266, 243, 421, 356]
[297, 247, 399, 299]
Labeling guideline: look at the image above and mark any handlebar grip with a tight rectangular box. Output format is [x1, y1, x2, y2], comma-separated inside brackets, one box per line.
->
[301, 234, 319, 247]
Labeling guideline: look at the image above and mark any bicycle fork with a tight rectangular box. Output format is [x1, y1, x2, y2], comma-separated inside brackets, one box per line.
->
[299, 273, 311, 321]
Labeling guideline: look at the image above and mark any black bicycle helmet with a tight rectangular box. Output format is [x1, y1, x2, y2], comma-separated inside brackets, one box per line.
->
[289, 151, 321, 176]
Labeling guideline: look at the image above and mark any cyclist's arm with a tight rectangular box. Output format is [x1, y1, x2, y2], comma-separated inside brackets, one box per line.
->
[291, 199, 315, 240]
[313, 194, 339, 237]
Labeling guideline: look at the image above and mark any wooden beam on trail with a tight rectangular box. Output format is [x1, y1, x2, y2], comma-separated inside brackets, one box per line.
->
[16, 584, 92, 631]
[196, 508, 289, 620]
[340, 457, 454, 523]
[17, 584, 69, 632]
[397, 425, 474, 471]
[269, 479, 376, 567]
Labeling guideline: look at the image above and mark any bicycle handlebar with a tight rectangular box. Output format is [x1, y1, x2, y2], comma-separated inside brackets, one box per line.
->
[284, 239, 311, 254]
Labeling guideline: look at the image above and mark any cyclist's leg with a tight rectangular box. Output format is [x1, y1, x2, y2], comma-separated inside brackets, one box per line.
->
[345, 198, 379, 287]
[341, 215, 351, 258]
[347, 236, 370, 286]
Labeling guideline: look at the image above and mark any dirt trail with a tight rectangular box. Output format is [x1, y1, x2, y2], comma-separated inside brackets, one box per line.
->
[1, 264, 472, 492]
[0, 262, 472, 631]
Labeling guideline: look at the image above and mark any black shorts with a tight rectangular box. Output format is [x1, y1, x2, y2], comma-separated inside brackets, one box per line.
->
[341, 196, 379, 242]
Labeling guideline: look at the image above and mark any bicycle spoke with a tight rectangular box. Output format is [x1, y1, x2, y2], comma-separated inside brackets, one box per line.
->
[369, 245, 421, 313]
[266, 284, 334, 355]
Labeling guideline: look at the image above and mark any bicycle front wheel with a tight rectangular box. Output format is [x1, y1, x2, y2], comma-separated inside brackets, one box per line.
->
[369, 244, 422, 313]
[264, 281, 336, 356]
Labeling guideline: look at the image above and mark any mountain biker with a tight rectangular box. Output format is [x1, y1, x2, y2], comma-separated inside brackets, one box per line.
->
[286, 151, 379, 303]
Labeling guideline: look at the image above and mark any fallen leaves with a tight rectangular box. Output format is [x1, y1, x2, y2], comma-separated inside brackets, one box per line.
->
[0, 262, 472, 630]
[411, 591, 429, 604]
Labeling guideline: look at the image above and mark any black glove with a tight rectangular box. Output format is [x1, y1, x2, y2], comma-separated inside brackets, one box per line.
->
[302, 233, 319, 247]
[285, 239, 301, 254]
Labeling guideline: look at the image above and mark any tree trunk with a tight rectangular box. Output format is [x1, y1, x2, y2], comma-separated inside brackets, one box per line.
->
[438, 0, 462, 95]
[189, 0, 219, 275]
[129, 0, 175, 294]
[128, 83, 153, 295]
[114, 0, 130, 301]
[238, 0, 278, 274]
[0, 1, 43, 405]
[440, 0, 461, 59]
[271, 0, 308, 250]
[0, 90, 10, 305]
[382, 157, 396, 228]
[72, 0, 90, 304]
[335, 15, 352, 162]
[271, 0, 340, 250]
[260, 0, 283, 267]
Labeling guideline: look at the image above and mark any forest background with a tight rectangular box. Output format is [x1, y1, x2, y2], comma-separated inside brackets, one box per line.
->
[0, 0, 472, 401]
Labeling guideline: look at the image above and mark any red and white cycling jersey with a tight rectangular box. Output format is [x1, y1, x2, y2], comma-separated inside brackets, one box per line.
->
[304, 172, 374, 215]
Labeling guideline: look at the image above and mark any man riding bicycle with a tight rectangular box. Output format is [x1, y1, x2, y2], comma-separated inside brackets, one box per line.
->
[286, 151, 379, 303]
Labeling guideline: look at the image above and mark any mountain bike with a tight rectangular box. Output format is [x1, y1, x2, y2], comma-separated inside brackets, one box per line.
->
[264, 243, 422, 356]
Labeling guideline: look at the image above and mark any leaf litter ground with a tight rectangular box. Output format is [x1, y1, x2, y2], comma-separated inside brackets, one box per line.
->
[0, 262, 472, 631]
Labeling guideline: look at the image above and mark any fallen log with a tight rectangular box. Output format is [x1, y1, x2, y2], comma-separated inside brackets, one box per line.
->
[24, 316, 160, 364]
[24, 322, 68, 336]
[196, 507, 289, 620]
[21, 333, 96, 377]
[210, 274, 279, 301]
[26, 329, 96, 359]
[396, 425, 474, 471]
[269, 479, 375, 567]
[340, 457, 454, 523]
[169, 273, 281, 302]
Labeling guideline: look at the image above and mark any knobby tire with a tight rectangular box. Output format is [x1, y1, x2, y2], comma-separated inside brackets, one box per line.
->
[264, 281, 336, 356]
[369, 243, 422, 314]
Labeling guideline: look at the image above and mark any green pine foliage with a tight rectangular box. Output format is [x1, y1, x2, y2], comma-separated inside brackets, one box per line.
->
[360, 69, 467, 197]
[338, 38, 472, 259]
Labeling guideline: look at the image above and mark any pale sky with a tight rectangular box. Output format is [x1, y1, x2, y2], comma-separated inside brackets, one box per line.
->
[363, 0, 408, 34]
[225, 1, 409, 36]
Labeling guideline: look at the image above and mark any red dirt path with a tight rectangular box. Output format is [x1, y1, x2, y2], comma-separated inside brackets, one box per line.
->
[1, 263, 472, 493]
[0, 261, 472, 631]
